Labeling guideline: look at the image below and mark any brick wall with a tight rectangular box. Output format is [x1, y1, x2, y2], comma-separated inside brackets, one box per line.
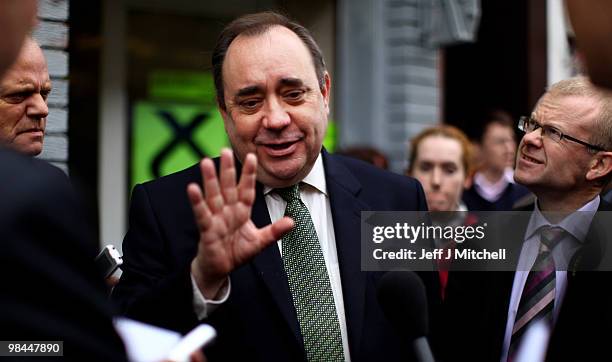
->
[34, 0, 69, 172]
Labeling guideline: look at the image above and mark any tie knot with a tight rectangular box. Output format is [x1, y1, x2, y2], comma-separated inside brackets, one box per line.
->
[539, 226, 565, 251]
[276, 184, 301, 203]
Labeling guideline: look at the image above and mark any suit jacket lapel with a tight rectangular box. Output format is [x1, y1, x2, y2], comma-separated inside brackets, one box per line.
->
[323, 152, 369, 356]
[249, 182, 304, 350]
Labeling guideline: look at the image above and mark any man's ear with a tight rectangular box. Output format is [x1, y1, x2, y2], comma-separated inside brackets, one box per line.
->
[586, 151, 612, 182]
[321, 72, 331, 113]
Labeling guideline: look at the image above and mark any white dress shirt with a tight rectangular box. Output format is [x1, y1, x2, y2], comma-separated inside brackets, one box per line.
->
[500, 196, 600, 361]
[191, 154, 351, 361]
[473, 171, 511, 202]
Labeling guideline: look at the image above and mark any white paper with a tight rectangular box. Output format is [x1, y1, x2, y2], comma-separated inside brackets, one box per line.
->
[114, 317, 182, 362]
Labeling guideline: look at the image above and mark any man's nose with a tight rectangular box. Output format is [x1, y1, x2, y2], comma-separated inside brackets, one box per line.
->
[262, 98, 290, 129]
[521, 127, 543, 148]
[27, 93, 49, 120]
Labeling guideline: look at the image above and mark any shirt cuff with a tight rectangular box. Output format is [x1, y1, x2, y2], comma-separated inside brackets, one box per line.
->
[191, 274, 231, 320]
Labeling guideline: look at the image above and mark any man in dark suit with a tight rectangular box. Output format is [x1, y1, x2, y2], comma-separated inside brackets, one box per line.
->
[445, 76, 612, 361]
[113, 11, 437, 362]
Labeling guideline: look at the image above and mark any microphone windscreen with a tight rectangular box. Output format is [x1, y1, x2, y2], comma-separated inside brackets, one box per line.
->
[377, 271, 429, 340]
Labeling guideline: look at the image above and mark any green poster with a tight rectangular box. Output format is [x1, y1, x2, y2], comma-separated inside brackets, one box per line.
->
[131, 101, 229, 189]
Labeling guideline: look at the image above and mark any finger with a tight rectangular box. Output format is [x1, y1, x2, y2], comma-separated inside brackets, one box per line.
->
[258, 216, 294, 244]
[200, 158, 224, 213]
[238, 153, 257, 206]
[187, 183, 212, 230]
[219, 148, 238, 204]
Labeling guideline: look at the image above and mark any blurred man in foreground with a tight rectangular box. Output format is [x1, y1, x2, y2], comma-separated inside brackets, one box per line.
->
[566, 0, 612, 90]
[0, 1, 127, 360]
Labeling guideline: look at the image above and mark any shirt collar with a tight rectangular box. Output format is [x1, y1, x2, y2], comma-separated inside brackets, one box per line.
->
[473, 171, 510, 201]
[263, 153, 327, 196]
[525, 195, 600, 242]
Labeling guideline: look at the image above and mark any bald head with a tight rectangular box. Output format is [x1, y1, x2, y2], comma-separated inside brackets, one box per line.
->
[0, 0, 38, 77]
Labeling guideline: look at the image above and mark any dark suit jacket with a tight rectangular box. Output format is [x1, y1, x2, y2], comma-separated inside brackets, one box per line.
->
[0, 149, 126, 361]
[112, 151, 439, 362]
[444, 200, 612, 361]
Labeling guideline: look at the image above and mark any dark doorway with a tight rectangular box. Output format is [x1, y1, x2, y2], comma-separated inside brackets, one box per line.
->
[443, 0, 546, 140]
[69, 0, 102, 245]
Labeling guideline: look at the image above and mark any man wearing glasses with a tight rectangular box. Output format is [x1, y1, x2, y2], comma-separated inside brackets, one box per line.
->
[445, 76, 612, 361]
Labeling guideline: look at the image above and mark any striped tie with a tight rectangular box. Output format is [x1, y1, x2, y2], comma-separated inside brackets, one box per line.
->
[508, 226, 565, 360]
[277, 184, 345, 362]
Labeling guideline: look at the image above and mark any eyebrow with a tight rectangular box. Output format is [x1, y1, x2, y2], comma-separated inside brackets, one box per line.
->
[279, 77, 305, 88]
[234, 77, 308, 100]
[235, 85, 262, 98]
[532, 117, 564, 131]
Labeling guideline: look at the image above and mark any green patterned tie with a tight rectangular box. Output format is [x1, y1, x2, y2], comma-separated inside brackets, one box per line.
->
[277, 184, 345, 362]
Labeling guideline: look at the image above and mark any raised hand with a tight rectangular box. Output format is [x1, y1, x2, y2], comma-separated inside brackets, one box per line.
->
[188, 149, 294, 299]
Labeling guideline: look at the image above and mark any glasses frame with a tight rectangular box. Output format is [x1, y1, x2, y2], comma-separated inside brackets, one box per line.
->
[517, 116, 606, 152]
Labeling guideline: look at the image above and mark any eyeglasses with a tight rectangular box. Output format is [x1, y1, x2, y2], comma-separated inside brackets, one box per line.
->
[517, 116, 605, 152]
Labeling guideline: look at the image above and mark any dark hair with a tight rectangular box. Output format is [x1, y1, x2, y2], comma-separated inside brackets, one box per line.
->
[475, 109, 515, 143]
[212, 11, 327, 110]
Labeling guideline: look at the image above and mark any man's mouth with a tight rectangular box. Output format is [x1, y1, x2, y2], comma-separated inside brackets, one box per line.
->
[520, 152, 543, 164]
[18, 128, 44, 136]
[260, 139, 300, 156]
[266, 141, 295, 150]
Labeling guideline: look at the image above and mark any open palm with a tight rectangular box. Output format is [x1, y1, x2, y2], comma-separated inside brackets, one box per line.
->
[188, 149, 293, 299]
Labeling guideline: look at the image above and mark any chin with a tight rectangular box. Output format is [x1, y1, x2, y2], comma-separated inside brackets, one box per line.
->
[15, 144, 43, 156]
[258, 166, 300, 188]
[513, 173, 533, 187]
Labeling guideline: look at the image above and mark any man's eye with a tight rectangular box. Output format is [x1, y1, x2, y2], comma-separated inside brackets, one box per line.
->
[546, 127, 562, 138]
[284, 90, 305, 101]
[418, 163, 433, 172]
[443, 166, 457, 174]
[240, 99, 261, 110]
[41, 90, 51, 100]
[3, 93, 27, 103]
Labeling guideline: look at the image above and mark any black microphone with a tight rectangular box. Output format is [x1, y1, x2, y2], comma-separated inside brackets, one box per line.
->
[377, 271, 435, 362]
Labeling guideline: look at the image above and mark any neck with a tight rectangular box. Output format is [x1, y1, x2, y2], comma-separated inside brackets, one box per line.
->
[480, 168, 505, 184]
[537, 189, 600, 214]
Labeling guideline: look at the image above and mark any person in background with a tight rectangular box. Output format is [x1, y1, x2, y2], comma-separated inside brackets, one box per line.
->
[0, 37, 50, 156]
[462, 110, 531, 210]
[407, 125, 473, 300]
[335, 146, 389, 169]
[407, 125, 472, 213]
